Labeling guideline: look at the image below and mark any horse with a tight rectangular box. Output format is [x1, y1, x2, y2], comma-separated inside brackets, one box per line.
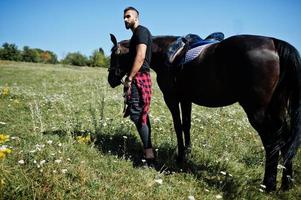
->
[108, 33, 301, 191]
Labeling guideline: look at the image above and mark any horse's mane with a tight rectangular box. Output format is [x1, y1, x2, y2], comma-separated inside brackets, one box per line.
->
[111, 35, 178, 56]
[115, 36, 178, 50]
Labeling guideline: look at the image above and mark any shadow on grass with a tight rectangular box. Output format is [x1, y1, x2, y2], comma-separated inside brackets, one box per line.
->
[44, 128, 260, 199]
[94, 128, 144, 167]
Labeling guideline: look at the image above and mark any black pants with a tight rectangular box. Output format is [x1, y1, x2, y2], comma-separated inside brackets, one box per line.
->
[128, 82, 152, 149]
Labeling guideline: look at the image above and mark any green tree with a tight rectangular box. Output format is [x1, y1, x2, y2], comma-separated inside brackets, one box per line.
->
[98, 47, 104, 55]
[46, 51, 58, 64]
[89, 49, 107, 67]
[62, 52, 88, 66]
[0, 43, 21, 61]
[21, 46, 40, 63]
[32, 48, 58, 64]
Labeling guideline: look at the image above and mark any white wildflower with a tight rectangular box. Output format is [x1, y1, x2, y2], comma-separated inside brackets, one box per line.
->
[204, 189, 210, 192]
[260, 184, 266, 189]
[220, 171, 227, 176]
[55, 159, 62, 163]
[0, 145, 8, 150]
[0, 122, 7, 125]
[61, 169, 68, 174]
[188, 195, 195, 200]
[154, 178, 163, 185]
[35, 144, 45, 151]
[259, 188, 264, 192]
[40, 160, 46, 165]
[216, 194, 222, 199]
[123, 135, 128, 139]
[47, 140, 53, 145]
[18, 160, 25, 164]
[58, 143, 62, 147]
[36, 144, 45, 148]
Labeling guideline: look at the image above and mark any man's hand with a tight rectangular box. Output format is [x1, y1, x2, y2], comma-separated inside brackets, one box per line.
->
[124, 76, 132, 88]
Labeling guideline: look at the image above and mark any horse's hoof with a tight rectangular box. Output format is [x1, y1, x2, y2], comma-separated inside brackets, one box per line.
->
[176, 156, 184, 164]
[184, 146, 192, 157]
[176, 154, 186, 164]
[281, 176, 294, 191]
[263, 184, 276, 193]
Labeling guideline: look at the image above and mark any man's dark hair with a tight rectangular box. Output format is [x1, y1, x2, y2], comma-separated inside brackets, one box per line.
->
[124, 6, 139, 16]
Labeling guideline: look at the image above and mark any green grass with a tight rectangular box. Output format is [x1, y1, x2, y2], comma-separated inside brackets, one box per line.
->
[0, 60, 300, 199]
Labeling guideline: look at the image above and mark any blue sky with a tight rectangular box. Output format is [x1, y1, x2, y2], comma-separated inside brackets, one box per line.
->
[1, 0, 300, 59]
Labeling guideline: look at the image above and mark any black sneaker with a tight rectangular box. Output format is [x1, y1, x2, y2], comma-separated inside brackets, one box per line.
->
[143, 158, 156, 169]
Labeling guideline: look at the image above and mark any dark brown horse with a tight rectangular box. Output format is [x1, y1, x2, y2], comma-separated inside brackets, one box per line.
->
[108, 33, 301, 191]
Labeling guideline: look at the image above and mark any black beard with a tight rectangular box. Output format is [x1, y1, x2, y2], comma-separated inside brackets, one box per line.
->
[125, 22, 132, 29]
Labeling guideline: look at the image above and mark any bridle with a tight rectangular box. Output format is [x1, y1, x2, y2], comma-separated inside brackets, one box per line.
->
[109, 46, 122, 76]
[109, 46, 126, 84]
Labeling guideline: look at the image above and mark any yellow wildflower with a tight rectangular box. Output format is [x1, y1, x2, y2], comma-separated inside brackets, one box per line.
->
[76, 135, 91, 144]
[0, 151, 5, 159]
[0, 146, 12, 159]
[13, 99, 20, 104]
[0, 134, 10, 143]
[1, 148, 12, 154]
[1, 85, 9, 96]
[0, 178, 5, 187]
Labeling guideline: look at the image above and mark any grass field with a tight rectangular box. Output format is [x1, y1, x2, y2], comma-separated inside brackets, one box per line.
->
[0, 61, 300, 199]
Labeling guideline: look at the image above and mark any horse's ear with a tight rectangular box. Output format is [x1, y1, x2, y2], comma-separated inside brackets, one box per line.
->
[110, 33, 118, 47]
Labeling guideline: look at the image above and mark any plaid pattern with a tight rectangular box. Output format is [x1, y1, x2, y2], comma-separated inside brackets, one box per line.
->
[124, 72, 152, 124]
[135, 72, 152, 124]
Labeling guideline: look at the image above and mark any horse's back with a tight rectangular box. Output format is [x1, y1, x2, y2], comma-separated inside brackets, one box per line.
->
[177, 34, 280, 107]
[216, 35, 280, 104]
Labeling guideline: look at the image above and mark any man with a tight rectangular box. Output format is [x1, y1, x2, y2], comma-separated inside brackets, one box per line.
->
[123, 7, 155, 166]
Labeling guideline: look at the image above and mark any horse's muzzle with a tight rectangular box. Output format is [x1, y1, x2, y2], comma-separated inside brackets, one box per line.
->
[108, 72, 122, 88]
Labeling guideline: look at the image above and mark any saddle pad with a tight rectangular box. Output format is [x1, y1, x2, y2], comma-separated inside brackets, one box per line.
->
[183, 43, 215, 64]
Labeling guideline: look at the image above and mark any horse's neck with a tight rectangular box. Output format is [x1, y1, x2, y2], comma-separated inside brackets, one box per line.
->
[151, 37, 176, 73]
[150, 52, 165, 73]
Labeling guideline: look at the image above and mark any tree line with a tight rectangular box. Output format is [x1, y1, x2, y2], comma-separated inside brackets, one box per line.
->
[0, 42, 109, 68]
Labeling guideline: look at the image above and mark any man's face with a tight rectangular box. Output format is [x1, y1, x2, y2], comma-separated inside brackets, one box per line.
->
[123, 10, 138, 30]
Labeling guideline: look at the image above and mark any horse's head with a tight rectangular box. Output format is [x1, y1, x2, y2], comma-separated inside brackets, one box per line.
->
[108, 34, 130, 88]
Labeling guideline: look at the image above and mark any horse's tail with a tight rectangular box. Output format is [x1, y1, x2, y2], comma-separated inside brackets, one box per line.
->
[275, 38, 301, 162]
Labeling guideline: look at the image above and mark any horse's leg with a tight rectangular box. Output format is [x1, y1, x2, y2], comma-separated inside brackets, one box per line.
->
[264, 94, 294, 191]
[180, 101, 192, 155]
[243, 107, 280, 192]
[280, 146, 294, 190]
[261, 127, 281, 192]
[164, 98, 185, 162]
[279, 124, 294, 190]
